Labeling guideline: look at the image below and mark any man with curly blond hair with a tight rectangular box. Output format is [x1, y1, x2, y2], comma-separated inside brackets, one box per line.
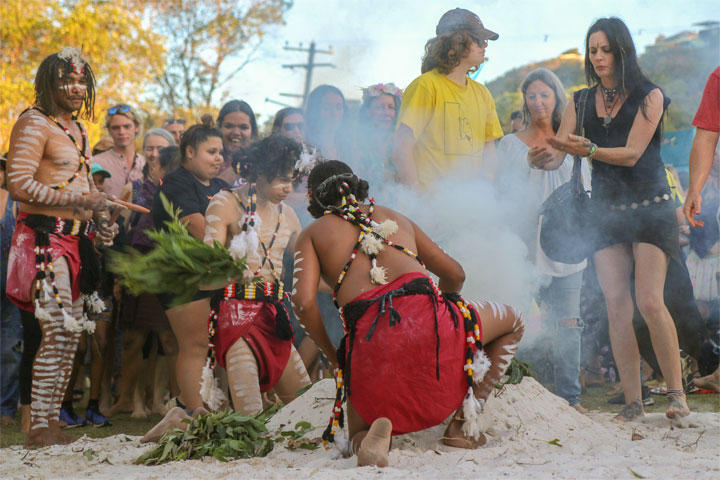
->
[392, 8, 503, 188]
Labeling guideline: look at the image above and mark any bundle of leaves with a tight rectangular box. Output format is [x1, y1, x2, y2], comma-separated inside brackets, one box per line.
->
[498, 358, 534, 389]
[109, 194, 249, 306]
[136, 407, 280, 465]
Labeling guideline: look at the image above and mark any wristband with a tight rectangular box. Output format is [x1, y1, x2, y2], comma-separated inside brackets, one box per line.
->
[587, 143, 598, 158]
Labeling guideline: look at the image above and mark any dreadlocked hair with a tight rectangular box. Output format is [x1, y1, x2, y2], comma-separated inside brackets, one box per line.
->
[232, 134, 302, 182]
[307, 160, 369, 219]
[179, 116, 222, 164]
[34, 52, 96, 121]
[421, 31, 479, 75]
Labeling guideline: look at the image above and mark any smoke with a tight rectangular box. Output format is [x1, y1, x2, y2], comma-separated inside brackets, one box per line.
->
[370, 169, 544, 316]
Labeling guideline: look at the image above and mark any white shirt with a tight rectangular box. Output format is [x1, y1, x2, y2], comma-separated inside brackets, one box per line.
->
[496, 134, 591, 277]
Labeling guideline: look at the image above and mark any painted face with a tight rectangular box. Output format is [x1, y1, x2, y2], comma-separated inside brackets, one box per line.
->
[588, 31, 616, 79]
[163, 122, 184, 144]
[221, 111, 253, 154]
[319, 92, 344, 128]
[185, 136, 224, 184]
[53, 71, 87, 113]
[144, 134, 171, 180]
[108, 114, 139, 148]
[256, 172, 293, 204]
[281, 113, 305, 141]
[524, 80, 556, 124]
[368, 94, 396, 130]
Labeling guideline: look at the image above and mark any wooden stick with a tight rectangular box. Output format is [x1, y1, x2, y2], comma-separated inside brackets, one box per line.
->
[109, 191, 132, 225]
[110, 198, 151, 213]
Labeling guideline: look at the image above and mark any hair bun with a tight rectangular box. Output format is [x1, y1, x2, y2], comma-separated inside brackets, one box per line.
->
[200, 114, 215, 128]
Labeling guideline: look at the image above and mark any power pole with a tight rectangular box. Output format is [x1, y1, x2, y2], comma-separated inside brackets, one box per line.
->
[281, 41, 335, 108]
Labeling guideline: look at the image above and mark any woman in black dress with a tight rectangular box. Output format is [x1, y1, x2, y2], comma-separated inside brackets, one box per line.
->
[531, 17, 690, 421]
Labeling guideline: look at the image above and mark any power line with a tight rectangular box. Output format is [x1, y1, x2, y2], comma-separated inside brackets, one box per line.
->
[277, 41, 335, 108]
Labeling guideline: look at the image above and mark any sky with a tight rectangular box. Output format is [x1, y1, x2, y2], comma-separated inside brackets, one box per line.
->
[226, 0, 718, 122]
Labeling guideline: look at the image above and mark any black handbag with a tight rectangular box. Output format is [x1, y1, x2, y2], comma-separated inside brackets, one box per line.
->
[538, 88, 591, 264]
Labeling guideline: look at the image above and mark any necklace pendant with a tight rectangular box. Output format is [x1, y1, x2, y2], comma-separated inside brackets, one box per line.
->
[603, 115, 612, 127]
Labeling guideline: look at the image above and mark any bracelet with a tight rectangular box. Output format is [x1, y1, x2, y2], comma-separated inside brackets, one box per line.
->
[587, 143, 598, 158]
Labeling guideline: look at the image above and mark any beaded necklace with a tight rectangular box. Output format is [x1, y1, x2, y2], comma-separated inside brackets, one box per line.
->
[33, 107, 90, 189]
[324, 181, 423, 309]
[231, 184, 284, 281]
[599, 85, 620, 130]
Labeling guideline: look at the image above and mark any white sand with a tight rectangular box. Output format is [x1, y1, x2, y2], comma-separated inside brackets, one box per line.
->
[2, 378, 718, 479]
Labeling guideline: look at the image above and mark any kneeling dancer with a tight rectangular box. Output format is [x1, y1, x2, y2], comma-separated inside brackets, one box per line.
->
[292, 161, 525, 467]
[201, 135, 312, 413]
[6, 48, 117, 447]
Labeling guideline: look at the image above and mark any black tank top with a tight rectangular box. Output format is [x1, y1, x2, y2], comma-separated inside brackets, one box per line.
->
[575, 81, 670, 202]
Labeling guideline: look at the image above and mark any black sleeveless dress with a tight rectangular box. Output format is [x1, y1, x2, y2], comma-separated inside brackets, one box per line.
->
[575, 81, 680, 259]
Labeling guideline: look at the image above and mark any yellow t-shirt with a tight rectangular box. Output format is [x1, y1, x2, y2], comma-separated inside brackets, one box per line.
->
[397, 69, 504, 187]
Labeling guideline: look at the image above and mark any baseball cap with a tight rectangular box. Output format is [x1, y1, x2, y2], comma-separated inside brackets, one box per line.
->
[90, 163, 112, 178]
[436, 8, 499, 41]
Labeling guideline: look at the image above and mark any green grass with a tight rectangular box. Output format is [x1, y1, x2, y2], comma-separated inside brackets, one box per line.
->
[580, 384, 720, 414]
[2, 385, 717, 448]
[0, 411, 162, 448]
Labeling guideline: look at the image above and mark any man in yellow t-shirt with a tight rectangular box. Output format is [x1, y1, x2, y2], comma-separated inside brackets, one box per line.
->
[393, 8, 504, 189]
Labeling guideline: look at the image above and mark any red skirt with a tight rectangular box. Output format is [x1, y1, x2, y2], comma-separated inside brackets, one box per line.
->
[343, 271, 479, 435]
[6, 214, 83, 312]
[215, 298, 292, 393]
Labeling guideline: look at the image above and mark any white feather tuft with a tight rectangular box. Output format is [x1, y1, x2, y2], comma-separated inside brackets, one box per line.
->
[85, 291, 106, 314]
[369, 264, 388, 284]
[471, 349, 492, 383]
[35, 303, 52, 322]
[461, 387, 485, 439]
[62, 309, 84, 333]
[83, 316, 96, 334]
[360, 234, 384, 255]
[199, 358, 226, 411]
[372, 219, 398, 239]
[42, 280, 54, 301]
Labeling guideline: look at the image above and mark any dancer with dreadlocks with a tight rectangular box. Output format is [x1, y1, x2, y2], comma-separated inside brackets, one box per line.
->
[199, 135, 312, 414]
[6, 48, 118, 447]
[292, 161, 525, 468]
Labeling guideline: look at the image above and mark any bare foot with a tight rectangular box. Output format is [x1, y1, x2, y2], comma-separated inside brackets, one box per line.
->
[49, 420, 78, 445]
[25, 428, 60, 448]
[357, 417, 392, 468]
[1, 415, 18, 426]
[140, 407, 190, 443]
[571, 404, 589, 414]
[102, 401, 134, 418]
[192, 407, 209, 418]
[21, 405, 31, 433]
[691, 369, 720, 393]
[442, 416, 486, 449]
[666, 394, 691, 419]
[612, 401, 644, 423]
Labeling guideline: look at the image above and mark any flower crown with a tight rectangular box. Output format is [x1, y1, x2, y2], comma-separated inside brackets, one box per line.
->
[361, 83, 403, 103]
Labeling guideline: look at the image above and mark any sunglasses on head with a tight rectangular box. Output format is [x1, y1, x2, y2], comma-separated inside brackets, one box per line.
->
[165, 119, 186, 125]
[108, 104, 131, 115]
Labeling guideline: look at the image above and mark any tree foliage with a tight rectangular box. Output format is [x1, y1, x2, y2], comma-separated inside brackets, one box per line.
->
[0, 0, 166, 150]
[144, 0, 292, 114]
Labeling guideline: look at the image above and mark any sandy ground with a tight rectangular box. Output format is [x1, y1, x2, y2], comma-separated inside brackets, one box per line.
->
[2, 378, 718, 480]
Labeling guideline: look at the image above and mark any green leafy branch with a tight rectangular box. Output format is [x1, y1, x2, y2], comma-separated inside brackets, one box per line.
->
[109, 193, 249, 306]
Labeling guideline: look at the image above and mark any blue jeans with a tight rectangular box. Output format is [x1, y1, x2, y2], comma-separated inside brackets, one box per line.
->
[1, 306, 23, 418]
[540, 271, 584, 406]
